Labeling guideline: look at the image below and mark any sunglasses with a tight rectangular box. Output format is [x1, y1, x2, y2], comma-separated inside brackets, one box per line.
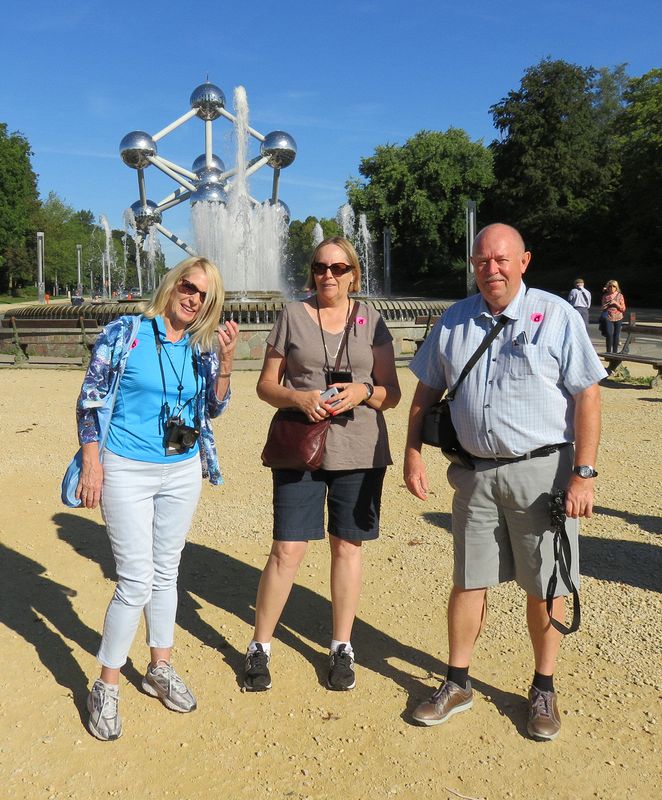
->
[178, 279, 207, 303]
[311, 262, 353, 277]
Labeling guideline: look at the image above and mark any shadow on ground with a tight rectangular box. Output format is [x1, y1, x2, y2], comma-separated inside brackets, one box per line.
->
[44, 511, 528, 732]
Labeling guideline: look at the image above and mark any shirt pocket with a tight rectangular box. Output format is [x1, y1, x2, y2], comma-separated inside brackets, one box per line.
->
[507, 344, 537, 378]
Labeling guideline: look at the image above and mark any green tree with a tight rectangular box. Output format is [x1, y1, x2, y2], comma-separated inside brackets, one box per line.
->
[0, 123, 39, 293]
[347, 129, 494, 293]
[286, 216, 341, 290]
[487, 59, 624, 289]
[613, 68, 662, 303]
[36, 193, 106, 293]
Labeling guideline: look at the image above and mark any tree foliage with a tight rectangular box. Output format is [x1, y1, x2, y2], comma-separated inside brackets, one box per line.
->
[286, 215, 341, 289]
[486, 59, 624, 287]
[347, 129, 494, 293]
[0, 123, 39, 292]
[613, 68, 662, 295]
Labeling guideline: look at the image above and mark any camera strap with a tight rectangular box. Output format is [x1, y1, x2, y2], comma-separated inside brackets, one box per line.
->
[151, 318, 199, 424]
[546, 488, 581, 635]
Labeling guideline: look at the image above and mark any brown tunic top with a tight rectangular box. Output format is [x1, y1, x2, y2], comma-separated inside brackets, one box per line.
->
[266, 300, 393, 470]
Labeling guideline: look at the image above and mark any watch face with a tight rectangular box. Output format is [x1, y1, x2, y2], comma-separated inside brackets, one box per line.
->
[576, 466, 594, 478]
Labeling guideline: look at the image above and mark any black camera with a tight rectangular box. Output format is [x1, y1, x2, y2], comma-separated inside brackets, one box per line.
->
[164, 416, 200, 454]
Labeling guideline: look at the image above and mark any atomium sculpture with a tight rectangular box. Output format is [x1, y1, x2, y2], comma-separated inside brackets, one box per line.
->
[120, 81, 296, 293]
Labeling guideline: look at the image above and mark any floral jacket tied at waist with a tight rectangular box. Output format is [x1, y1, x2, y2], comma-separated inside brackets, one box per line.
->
[75, 315, 229, 485]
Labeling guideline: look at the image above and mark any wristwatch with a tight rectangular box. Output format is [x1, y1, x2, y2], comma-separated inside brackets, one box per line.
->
[574, 465, 598, 478]
[363, 382, 374, 403]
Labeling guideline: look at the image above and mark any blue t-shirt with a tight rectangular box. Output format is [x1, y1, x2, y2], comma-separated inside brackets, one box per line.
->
[105, 315, 200, 463]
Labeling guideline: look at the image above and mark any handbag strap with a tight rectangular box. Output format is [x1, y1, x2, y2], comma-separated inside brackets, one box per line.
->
[334, 301, 360, 372]
[447, 315, 509, 400]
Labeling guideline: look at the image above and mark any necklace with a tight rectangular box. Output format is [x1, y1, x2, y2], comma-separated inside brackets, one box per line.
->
[324, 336, 343, 360]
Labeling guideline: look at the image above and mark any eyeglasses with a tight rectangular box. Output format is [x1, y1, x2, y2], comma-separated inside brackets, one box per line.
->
[178, 279, 207, 303]
[311, 262, 353, 277]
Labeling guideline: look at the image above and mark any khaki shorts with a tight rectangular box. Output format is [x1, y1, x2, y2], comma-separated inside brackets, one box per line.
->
[447, 446, 579, 598]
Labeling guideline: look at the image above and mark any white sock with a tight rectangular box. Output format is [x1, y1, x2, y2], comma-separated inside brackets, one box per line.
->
[330, 639, 353, 656]
[248, 640, 271, 655]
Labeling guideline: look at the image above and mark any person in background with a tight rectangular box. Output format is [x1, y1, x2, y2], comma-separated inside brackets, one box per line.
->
[243, 236, 401, 693]
[404, 224, 606, 741]
[567, 278, 591, 333]
[601, 280, 626, 354]
[75, 256, 238, 741]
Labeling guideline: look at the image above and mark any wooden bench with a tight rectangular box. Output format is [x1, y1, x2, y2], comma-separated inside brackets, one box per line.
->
[597, 313, 662, 386]
[26, 354, 85, 367]
[1, 317, 99, 329]
[403, 314, 442, 353]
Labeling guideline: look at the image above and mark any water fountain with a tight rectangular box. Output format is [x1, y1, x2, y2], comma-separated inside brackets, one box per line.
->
[4, 82, 448, 364]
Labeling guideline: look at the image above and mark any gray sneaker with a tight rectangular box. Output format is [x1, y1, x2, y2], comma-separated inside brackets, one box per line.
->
[87, 679, 122, 741]
[527, 686, 561, 741]
[412, 679, 473, 726]
[142, 661, 197, 713]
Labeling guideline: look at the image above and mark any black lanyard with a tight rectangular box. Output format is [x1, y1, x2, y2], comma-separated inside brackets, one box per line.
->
[315, 297, 355, 375]
[151, 318, 199, 422]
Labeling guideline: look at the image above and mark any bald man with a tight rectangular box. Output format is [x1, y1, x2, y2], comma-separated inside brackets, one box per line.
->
[404, 224, 606, 740]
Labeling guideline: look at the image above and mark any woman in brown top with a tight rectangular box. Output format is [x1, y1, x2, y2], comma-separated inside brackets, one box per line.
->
[243, 236, 401, 692]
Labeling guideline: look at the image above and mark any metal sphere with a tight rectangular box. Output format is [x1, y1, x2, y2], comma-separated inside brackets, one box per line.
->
[260, 131, 297, 169]
[120, 131, 157, 169]
[190, 83, 226, 121]
[194, 166, 225, 186]
[191, 183, 228, 205]
[130, 200, 162, 231]
[191, 153, 226, 174]
[264, 199, 291, 222]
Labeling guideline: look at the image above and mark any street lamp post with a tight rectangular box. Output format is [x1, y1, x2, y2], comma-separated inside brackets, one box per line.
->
[36, 231, 45, 303]
[465, 200, 477, 296]
[76, 244, 82, 293]
[383, 227, 392, 298]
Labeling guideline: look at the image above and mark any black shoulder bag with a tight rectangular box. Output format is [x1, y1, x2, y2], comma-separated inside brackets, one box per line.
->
[421, 315, 508, 469]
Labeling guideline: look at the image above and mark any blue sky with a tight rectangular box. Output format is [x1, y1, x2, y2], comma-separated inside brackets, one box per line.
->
[1, 0, 660, 265]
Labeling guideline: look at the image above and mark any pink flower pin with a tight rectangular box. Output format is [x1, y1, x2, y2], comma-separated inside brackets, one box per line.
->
[530, 312, 544, 323]
[356, 316, 366, 326]
[130, 338, 139, 349]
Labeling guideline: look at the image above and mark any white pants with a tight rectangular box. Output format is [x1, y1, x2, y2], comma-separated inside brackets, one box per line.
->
[97, 451, 202, 669]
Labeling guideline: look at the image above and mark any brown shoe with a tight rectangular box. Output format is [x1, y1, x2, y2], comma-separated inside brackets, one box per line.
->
[527, 686, 561, 741]
[412, 680, 473, 726]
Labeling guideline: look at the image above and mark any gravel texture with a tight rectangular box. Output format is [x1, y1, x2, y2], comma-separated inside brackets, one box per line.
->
[0, 365, 659, 800]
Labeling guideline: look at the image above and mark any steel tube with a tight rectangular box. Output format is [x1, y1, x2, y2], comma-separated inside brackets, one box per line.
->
[155, 223, 197, 256]
[152, 108, 198, 141]
[146, 156, 197, 191]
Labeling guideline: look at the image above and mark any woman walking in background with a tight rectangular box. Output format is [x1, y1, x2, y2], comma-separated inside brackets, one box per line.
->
[601, 279, 626, 354]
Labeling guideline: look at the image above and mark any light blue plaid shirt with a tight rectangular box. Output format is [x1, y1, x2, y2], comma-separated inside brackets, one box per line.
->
[410, 283, 607, 458]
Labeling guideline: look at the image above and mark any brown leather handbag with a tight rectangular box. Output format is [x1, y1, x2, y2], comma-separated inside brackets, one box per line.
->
[261, 410, 331, 471]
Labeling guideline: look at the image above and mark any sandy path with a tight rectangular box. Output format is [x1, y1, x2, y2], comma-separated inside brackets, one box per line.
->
[0, 365, 660, 800]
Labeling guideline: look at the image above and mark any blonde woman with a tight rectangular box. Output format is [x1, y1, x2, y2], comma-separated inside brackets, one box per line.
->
[244, 237, 401, 693]
[601, 279, 626, 354]
[75, 256, 238, 740]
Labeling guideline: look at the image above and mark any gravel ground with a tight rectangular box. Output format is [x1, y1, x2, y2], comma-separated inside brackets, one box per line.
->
[0, 364, 659, 800]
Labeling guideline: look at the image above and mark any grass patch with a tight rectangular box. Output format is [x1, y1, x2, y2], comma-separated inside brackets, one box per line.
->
[611, 365, 654, 386]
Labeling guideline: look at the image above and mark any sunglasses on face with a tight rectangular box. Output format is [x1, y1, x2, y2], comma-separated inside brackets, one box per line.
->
[311, 262, 353, 277]
[178, 279, 207, 303]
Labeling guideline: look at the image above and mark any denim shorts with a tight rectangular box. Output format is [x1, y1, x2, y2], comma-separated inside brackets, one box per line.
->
[272, 467, 387, 542]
